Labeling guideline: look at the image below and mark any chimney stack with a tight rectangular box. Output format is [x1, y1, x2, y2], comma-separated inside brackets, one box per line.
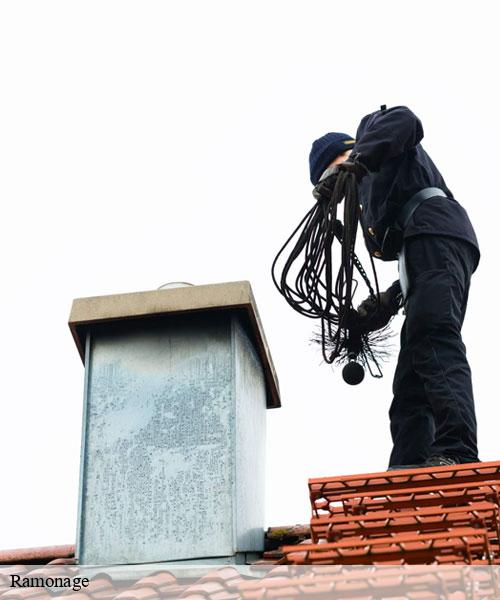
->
[68, 281, 280, 565]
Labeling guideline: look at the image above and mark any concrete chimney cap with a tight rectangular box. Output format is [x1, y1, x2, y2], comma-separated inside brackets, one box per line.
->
[68, 280, 281, 408]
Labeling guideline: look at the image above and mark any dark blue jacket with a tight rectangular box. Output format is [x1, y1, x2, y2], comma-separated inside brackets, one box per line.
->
[350, 106, 480, 269]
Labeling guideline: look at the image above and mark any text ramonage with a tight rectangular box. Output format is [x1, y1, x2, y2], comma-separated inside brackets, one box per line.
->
[10, 575, 90, 591]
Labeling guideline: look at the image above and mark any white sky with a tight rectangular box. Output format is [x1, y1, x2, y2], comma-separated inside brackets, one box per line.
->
[0, 1, 498, 551]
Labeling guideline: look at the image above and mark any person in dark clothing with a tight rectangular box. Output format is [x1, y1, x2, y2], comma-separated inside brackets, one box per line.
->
[309, 106, 480, 469]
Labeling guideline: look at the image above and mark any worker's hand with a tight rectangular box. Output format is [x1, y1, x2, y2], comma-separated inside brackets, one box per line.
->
[356, 288, 400, 331]
[357, 290, 394, 318]
[337, 159, 369, 183]
[312, 158, 369, 202]
[312, 171, 337, 202]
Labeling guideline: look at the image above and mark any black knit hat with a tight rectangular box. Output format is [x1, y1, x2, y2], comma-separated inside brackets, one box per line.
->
[309, 132, 355, 185]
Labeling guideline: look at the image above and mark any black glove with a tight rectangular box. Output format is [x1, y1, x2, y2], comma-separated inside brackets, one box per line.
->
[312, 170, 337, 202]
[312, 158, 369, 202]
[337, 159, 370, 183]
[356, 288, 400, 332]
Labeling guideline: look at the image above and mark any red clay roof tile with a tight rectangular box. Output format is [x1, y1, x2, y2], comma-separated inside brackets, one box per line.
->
[132, 573, 176, 590]
[115, 587, 159, 600]
[0, 547, 74, 565]
[55, 594, 93, 600]
[197, 567, 243, 586]
[1, 589, 52, 600]
[280, 460, 500, 566]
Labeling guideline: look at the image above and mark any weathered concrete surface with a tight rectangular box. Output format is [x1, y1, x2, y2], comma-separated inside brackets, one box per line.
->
[69, 281, 280, 409]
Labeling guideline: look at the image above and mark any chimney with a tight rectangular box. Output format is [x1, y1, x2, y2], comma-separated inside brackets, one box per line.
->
[68, 281, 280, 565]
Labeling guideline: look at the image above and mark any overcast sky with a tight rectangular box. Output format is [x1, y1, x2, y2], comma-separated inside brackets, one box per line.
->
[1, 1, 498, 551]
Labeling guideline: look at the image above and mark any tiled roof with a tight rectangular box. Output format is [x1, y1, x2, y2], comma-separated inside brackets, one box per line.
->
[282, 460, 500, 565]
[0, 530, 308, 568]
[1, 564, 499, 599]
[2, 460, 500, 595]
[0, 548, 75, 566]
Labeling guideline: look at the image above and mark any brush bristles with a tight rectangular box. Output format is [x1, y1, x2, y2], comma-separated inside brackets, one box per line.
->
[312, 320, 396, 376]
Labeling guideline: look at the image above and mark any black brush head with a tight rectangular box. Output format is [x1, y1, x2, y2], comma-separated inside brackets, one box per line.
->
[342, 360, 365, 385]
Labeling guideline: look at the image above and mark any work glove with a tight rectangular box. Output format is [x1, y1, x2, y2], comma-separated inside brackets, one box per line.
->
[356, 288, 400, 331]
[312, 170, 337, 202]
[336, 158, 370, 183]
[312, 158, 369, 202]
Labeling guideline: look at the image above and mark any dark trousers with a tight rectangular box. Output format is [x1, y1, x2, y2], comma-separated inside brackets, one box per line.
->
[389, 235, 479, 467]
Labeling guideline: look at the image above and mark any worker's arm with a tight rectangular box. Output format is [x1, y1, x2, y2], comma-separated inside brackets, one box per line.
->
[351, 106, 424, 172]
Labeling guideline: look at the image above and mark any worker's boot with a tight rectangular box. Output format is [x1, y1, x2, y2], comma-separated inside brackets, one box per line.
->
[422, 455, 458, 467]
[387, 464, 419, 471]
[388, 455, 458, 471]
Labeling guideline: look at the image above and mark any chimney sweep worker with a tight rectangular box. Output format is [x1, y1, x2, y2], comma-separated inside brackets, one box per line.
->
[309, 106, 480, 470]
